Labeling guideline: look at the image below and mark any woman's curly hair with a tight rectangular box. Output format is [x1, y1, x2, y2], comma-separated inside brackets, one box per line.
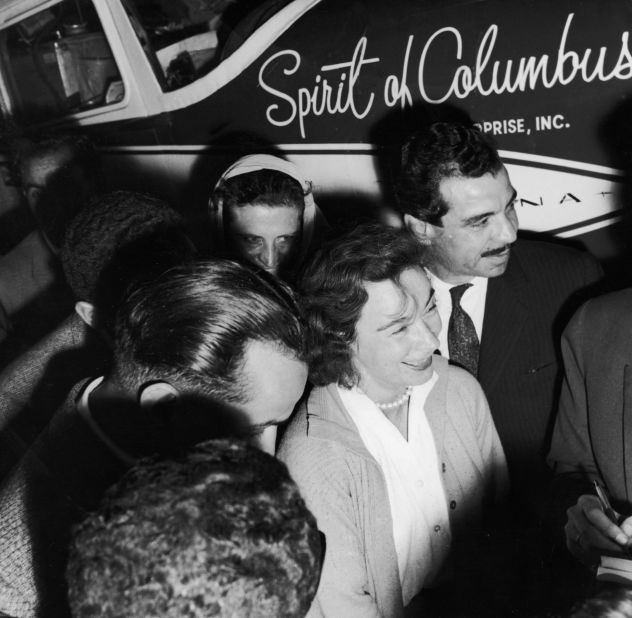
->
[299, 222, 427, 387]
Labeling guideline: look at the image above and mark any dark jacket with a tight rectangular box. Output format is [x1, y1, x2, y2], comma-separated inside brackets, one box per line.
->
[479, 238, 602, 508]
[548, 289, 632, 515]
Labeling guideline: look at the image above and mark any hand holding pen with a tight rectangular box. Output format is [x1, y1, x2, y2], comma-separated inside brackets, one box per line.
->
[594, 480, 622, 525]
[593, 479, 632, 557]
[565, 480, 632, 565]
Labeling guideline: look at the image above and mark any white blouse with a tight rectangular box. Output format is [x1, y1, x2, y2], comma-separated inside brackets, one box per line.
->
[338, 372, 452, 605]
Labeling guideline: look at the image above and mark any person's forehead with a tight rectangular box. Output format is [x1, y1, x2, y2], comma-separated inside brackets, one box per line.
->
[240, 339, 307, 422]
[228, 204, 302, 232]
[439, 167, 513, 219]
[360, 269, 429, 325]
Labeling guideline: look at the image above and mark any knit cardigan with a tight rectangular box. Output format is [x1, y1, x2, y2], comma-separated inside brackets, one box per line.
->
[278, 355, 508, 618]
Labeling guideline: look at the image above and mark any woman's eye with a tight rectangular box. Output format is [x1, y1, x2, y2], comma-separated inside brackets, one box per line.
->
[393, 324, 408, 335]
[241, 236, 262, 246]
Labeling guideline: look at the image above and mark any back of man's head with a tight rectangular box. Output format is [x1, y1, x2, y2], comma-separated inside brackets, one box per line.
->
[396, 121, 503, 224]
[112, 258, 305, 408]
[66, 439, 323, 618]
[61, 190, 187, 307]
[14, 134, 100, 189]
[14, 133, 101, 251]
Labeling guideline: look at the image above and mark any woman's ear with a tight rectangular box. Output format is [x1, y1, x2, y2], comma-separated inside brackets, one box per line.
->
[138, 382, 180, 409]
[74, 301, 97, 328]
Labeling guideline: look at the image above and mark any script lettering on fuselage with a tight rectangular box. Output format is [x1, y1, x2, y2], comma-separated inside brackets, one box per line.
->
[258, 38, 379, 139]
[258, 13, 632, 139]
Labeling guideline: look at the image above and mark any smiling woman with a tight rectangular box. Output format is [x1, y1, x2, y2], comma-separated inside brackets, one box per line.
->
[278, 222, 508, 617]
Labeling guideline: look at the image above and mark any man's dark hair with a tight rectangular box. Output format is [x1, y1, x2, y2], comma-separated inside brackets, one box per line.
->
[299, 223, 427, 387]
[93, 227, 196, 335]
[12, 133, 99, 186]
[395, 122, 503, 225]
[61, 191, 186, 303]
[113, 259, 305, 403]
[214, 169, 305, 214]
[13, 133, 102, 249]
[66, 439, 323, 618]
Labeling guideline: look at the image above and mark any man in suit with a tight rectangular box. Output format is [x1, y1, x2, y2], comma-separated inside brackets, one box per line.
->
[395, 121, 603, 512]
[548, 289, 632, 566]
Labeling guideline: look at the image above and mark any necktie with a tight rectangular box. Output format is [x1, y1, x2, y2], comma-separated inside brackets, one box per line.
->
[448, 284, 479, 376]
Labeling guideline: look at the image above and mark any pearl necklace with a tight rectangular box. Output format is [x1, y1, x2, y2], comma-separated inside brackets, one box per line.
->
[374, 386, 413, 410]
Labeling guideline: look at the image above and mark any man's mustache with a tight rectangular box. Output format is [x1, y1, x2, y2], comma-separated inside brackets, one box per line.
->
[481, 244, 512, 258]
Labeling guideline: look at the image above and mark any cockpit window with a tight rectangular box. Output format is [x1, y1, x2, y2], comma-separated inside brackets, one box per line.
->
[0, 0, 124, 124]
[123, 0, 292, 92]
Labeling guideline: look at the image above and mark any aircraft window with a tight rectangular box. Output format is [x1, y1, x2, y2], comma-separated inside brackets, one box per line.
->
[123, 0, 292, 92]
[0, 0, 124, 124]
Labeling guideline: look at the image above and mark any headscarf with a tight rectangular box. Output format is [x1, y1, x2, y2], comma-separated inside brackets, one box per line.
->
[208, 154, 326, 266]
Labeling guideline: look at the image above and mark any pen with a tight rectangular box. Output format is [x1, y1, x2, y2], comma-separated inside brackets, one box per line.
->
[593, 480, 632, 558]
[594, 479, 621, 525]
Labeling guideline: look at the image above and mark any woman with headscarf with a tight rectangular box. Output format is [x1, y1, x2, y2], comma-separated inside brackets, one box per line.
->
[209, 153, 327, 280]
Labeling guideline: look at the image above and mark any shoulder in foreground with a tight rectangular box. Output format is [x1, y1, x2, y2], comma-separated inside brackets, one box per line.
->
[433, 355, 484, 397]
[576, 287, 632, 321]
[278, 417, 355, 483]
[513, 237, 598, 268]
[448, 362, 485, 395]
[2, 313, 88, 375]
[278, 395, 337, 459]
[34, 312, 89, 349]
[430, 358, 491, 429]
[279, 384, 374, 470]
[279, 402, 309, 447]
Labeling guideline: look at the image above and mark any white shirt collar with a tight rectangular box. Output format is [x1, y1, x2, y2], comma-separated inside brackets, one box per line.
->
[425, 270, 488, 359]
[76, 376, 136, 466]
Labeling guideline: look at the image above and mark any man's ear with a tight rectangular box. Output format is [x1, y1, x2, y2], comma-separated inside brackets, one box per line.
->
[74, 301, 96, 328]
[138, 382, 180, 409]
[404, 214, 435, 244]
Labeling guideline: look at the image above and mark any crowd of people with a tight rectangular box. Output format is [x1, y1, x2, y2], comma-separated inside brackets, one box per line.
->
[0, 120, 628, 618]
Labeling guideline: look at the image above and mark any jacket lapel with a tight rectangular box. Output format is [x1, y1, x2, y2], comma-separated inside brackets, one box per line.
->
[587, 362, 632, 502]
[620, 365, 632, 502]
[478, 249, 529, 394]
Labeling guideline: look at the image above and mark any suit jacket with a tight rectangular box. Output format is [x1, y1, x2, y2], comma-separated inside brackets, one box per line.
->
[0, 378, 129, 618]
[0, 313, 110, 478]
[0, 231, 74, 364]
[548, 289, 632, 513]
[478, 238, 602, 506]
